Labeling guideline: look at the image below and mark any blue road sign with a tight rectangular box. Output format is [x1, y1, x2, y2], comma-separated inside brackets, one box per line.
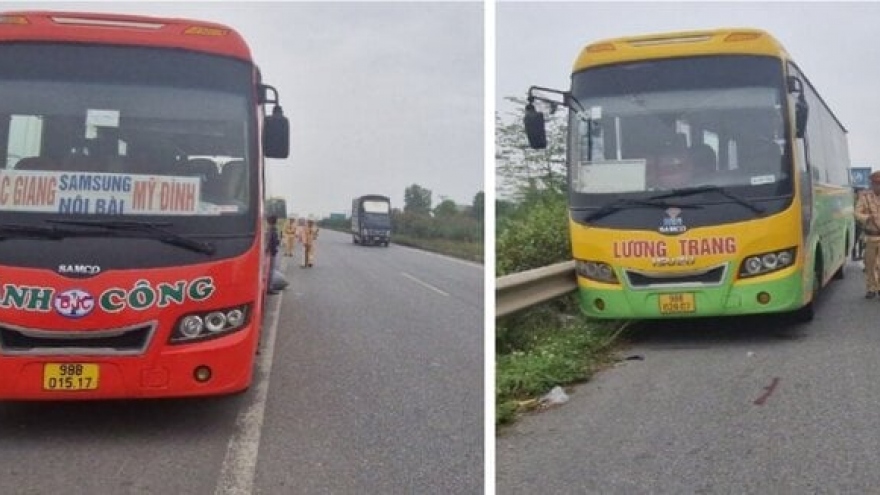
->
[851, 167, 872, 188]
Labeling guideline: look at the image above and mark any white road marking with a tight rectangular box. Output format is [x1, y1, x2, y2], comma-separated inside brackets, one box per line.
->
[401, 272, 450, 297]
[214, 260, 286, 495]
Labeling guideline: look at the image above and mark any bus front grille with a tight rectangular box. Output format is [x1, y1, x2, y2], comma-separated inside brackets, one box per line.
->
[0, 322, 156, 356]
[624, 264, 727, 288]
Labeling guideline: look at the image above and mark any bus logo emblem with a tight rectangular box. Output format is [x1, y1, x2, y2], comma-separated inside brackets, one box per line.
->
[659, 207, 687, 235]
[58, 264, 102, 277]
[53, 289, 95, 318]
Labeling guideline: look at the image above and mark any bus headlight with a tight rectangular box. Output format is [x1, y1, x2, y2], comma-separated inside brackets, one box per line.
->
[777, 250, 793, 266]
[739, 248, 797, 278]
[179, 316, 204, 339]
[204, 312, 228, 333]
[576, 260, 619, 284]
[227, 309, 245, 327]
[761, 253, 779, 270]
[744, 257, 764, 275]
[170, 304, 252, 344]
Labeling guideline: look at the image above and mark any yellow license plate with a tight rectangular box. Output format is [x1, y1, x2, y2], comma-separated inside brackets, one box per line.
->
[658, 293, 696, 314]
[43, 363, 99, 391]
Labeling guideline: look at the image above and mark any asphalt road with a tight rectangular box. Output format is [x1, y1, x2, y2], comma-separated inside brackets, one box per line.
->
[497, 260, 880, 494]
[0, 230, 483, 495]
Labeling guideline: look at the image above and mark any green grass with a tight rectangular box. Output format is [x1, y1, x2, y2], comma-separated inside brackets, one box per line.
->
[496, 296, 628, 426]
[391, 234, 483, 263]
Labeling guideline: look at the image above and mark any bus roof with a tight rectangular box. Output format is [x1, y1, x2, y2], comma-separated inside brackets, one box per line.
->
[0, 11, 252, 62]
[573, 28, 789, 72]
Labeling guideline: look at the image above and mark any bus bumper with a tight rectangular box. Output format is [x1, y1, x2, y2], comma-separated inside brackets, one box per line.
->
[0, 323, 257, 400]
[578, 268, 805, 319]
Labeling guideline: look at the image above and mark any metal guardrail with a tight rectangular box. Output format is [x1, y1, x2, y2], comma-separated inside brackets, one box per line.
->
[496, 261, 578, 318]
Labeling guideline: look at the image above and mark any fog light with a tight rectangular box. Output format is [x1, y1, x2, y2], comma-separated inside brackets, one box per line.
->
[594, 298, 605, 311]
[757, 292, 771, 305]
[194, 366, 212, 383]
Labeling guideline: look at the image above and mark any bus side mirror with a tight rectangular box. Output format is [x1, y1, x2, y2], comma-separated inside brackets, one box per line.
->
[524, 103, 548, 149]
[795, 95, 808, 139]
[264, 105, 290, 159]
[787, 76, 808, 139]
[786, 75, 802, 94]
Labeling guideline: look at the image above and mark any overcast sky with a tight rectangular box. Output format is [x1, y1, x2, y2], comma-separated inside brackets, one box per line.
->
[498, 1, 880, 171]
[6, 1, 484, 218]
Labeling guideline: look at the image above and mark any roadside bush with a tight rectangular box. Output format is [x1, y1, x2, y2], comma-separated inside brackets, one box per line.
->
[393, 211, 482, 243]
[496, 191, 570, 276]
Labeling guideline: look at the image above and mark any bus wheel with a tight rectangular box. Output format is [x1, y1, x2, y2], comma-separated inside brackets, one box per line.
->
[793, 301, 814, 323]
[793, 264, 821, 323]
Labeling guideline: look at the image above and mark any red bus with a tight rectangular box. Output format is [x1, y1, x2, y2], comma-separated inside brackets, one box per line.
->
[0, 11, 289, 399]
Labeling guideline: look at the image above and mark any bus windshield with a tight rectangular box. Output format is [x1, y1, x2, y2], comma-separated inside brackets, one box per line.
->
[0, 44, 255, 234]
[569, 55, 791, 205]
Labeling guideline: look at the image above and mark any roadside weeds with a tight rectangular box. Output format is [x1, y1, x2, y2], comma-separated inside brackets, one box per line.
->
[496, 296, 629, 426]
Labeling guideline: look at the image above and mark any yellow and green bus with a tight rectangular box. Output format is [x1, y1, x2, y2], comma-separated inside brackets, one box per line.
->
[524, 28, 854, 321]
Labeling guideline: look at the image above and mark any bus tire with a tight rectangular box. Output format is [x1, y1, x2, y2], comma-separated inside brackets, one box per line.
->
[793, 301, 815, 323]
[793, 263, 822, 323]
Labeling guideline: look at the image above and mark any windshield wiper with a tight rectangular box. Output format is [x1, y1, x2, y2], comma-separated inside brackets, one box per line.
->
[582, 198, 701, 222]
[648, 185, 766, 215]
[46, 219, 216, 255]
[0, 223, 73, 241]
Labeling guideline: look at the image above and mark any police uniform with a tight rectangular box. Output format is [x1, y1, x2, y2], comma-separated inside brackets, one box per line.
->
[300, 218, 319, 268]
[855, 171, 880, 297]
[283, 218, 297, 257]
